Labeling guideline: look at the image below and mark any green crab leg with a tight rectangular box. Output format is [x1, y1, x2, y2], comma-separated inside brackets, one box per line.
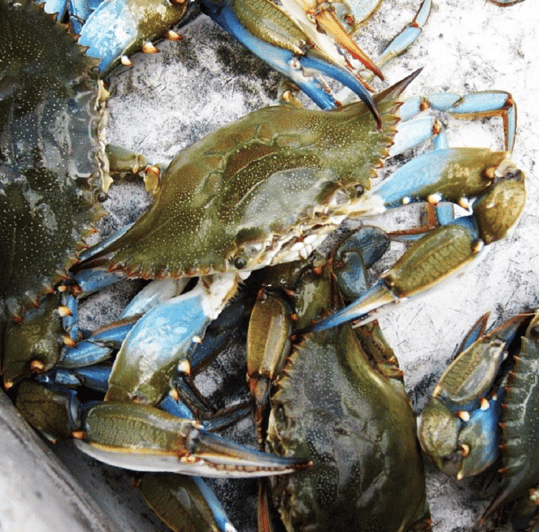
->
[137, 473, 239, 532]
[307, 149, 525, 332]
[74, 403, 311, 477]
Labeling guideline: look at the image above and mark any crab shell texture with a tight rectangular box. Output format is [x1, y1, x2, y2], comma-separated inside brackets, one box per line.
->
[94, 79, 406, 279]
[486, 311, 539, 520]
[0, 0, 105, 320]
[260, 262, 427, 531]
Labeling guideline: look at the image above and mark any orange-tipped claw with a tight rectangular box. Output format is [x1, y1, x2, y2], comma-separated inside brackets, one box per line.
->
[314, 6, 384, 80]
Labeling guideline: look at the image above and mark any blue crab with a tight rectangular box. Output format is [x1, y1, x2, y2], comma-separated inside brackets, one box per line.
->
[418, 310, 539, 531]
[35, 0, 437, 125]
[245, 227, 431, 531]
[112, 227, 430, 532]
[0, 0, 528, 530]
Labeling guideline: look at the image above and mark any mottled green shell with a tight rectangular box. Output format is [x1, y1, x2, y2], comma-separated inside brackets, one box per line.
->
[266, 327, 427, 532]
[0, 0, 105, 318]
[486, 311, 539, 516]
[98, 79, 409, 278]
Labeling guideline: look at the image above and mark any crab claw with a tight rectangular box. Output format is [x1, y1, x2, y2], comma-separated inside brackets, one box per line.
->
[305, 148, 525, 333]
[199, 0, 381, 125]
[418, 313, 529, 482]
[74, 403, 311, 477]
[78, 0, 189, 75]
[280, 0, 384, 79]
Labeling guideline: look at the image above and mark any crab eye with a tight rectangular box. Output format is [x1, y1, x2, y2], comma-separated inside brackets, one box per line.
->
[87, 65, 101, 79]
[234, 257, 247, 270]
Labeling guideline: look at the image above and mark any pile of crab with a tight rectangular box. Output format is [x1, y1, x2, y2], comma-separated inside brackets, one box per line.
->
[0, 0, 532, 530]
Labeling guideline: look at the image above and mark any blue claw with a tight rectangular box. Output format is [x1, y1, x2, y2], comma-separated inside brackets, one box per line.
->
[199, 0, 380, 123]
[76, 402, 311, 476]
[77, 0, 190, 74]
[306, 216, 484, 333]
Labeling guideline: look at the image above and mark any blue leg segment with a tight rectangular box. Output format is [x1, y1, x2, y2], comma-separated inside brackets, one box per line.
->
[58, 316, 139, 368]
[397, 91, 517, 153]
[36, 365, 112, 393]
[199, 0, 380, 123]
[306, 215, 483, 333]
[376, 0, 432, 68]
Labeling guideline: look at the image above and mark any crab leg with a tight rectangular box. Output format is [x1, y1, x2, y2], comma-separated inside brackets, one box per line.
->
[58, 317, 139, 367]
[377, 0, 431, 65]
[397, 91, 517, 152]
[40, 0, 69, 18]
[37, 364, 113, 393]
[307, 149, 525, 332]
[199, 0, 381, 123]
[74, 402, 311, 476]
[386, 89, 517, 234]
[78, 0, 190, 74]
[137, 473, 239, 532]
